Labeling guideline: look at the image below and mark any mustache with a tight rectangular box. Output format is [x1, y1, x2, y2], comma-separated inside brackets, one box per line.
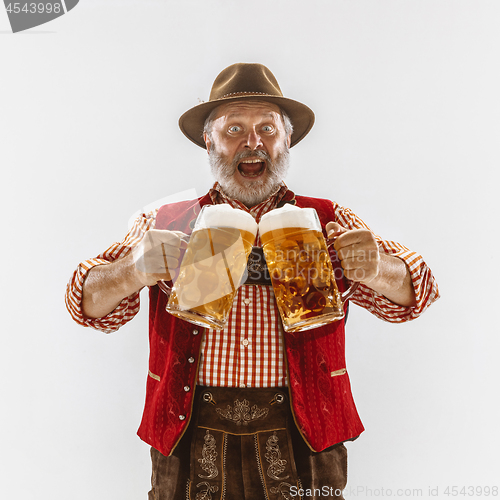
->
[234, 149, 271, 163]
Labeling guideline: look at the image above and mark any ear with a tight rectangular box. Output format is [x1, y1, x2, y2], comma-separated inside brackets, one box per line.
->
[203, 132, 211, 154]
[286, 133, 292, 148]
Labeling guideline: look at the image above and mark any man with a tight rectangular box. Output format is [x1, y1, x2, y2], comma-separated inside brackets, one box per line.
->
[66, 63, 439, 499]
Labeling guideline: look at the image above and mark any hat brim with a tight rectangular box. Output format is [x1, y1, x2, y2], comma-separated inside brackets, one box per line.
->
[178, 95, 315, 149]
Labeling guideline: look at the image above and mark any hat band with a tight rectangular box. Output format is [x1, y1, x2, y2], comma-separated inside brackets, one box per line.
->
[217, 91, 277, 100]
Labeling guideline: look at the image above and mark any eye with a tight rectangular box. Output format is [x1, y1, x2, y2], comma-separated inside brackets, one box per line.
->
[229, 125, 241, 133]
[262, 125, 274, 132]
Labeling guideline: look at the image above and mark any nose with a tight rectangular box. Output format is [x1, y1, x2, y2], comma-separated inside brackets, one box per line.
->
[243, 129, 263, 150]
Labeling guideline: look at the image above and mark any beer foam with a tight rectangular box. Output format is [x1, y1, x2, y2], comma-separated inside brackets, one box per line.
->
[259, 205, 319, 233]
[196, 205, 258, 236]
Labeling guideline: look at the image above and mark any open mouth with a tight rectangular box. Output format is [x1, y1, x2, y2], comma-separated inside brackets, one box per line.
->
[237, 159, 266, 178]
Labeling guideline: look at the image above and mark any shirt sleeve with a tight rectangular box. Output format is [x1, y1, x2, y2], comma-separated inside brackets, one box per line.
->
[65, 210, 158, 333]
[333, 202, 440, 323]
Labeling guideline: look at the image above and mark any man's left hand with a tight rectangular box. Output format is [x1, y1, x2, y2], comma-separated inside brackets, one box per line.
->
[326, 222, 380, 285]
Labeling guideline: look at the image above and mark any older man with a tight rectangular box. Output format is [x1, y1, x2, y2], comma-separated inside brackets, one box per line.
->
[66, 63, 439, 499]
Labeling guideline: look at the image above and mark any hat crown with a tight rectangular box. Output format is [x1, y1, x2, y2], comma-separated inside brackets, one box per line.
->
[179, 62, 314, 149]
[209, 63, 284, 101]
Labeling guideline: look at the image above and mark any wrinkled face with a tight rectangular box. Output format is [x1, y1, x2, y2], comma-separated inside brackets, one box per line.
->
[204, 101, 292, 207]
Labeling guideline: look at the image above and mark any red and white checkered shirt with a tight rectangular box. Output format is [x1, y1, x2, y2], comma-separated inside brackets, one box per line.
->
[65, 183, 440, 388]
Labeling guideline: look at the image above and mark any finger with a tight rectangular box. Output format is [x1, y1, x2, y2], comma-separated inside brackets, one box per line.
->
[141, 272, 174, 287]
[171, 231, 190, 248]
[147, 229, 186, 247]
[337, 245, 380, 266]
[159, 243, 182, 260]
[335, 242, 365, 261]
[148, 270, 174, 281]
[337, 254, 366, 282]
[335, 229, 377, 251]
[158, 249, 181, 272]
[135, 252, 181, 275]
[338, 251, 379, 282]
[338, 254, 368, 270]
[160, 244, 184, 275]
[138, 231, 178, 259]
[326, 221, 348, 239]
[161, 243, 170, 273]
[342, 267, 370, 283]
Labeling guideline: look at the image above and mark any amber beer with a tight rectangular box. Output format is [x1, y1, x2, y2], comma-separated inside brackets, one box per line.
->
[165, 205, 258, 330]
[260, 206, 345, 332]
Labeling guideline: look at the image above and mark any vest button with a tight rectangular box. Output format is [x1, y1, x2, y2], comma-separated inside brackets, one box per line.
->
[188, 357, 195, 364]
[184, 385, 190, 392]
[179, 414, 186, 421]
[192, 329, 199, 335]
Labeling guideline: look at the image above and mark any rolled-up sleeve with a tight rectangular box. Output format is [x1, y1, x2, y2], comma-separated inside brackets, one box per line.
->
[333, 203, 440, 323]
[65, 210, 157, 333]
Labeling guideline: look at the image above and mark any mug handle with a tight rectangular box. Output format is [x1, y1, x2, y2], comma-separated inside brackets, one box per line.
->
[326, 239, 360, 302]
[157, 240, 182, 297]
[157, 279, 172, 296]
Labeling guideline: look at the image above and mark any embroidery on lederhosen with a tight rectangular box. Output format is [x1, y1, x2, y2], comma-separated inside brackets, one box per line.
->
[198, 430, 219, 479]
[265, 432, 289, 481]
[255, 430, 299, 500]
[192, 430, 221, 500]
[270, 482, 294, 499]
[216, 398, 269, 426]
[266, 432, 294, 499]
[195, 482, 218, 500]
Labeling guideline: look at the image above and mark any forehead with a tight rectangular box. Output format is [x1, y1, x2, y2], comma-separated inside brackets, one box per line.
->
[214, 101, 282, 122]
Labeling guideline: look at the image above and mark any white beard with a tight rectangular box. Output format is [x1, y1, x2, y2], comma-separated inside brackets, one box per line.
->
[208, 144, 290, 207]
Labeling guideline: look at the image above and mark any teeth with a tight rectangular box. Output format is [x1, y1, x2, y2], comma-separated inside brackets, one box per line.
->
[240, 159, 263, 163]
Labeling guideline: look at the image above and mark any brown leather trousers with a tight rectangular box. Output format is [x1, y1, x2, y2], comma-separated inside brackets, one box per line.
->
[148, 386, 348, 500]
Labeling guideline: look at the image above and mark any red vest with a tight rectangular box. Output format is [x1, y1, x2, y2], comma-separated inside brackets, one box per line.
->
[137, 192, 364, 455]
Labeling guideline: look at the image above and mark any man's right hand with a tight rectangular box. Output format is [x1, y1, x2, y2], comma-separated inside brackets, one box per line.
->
[132, 229, 189, 287]
[82, 229, 188, 319]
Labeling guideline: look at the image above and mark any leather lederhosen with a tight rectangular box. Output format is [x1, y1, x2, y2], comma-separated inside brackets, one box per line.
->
[149, 386, 348, 500]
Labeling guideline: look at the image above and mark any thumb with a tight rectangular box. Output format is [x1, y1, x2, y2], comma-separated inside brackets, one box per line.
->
[326, 221, 348, 239]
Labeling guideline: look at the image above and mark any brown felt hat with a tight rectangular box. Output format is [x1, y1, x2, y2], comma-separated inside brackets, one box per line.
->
[179, 63, 315, 149]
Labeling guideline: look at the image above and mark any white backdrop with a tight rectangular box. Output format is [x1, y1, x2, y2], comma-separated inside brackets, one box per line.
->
[1, 1, 499, 499]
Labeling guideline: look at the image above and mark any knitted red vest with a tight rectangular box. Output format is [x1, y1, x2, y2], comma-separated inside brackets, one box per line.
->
[137, 191, 364, 456]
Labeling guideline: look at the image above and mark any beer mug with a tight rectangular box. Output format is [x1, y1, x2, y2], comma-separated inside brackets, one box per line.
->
[260, 205, 358, 333]
[159, 205, 258, 330]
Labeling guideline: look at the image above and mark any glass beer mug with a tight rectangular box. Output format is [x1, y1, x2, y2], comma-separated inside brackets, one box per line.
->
[260, 205, 358, 333]
[159, 205, 258, 330]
